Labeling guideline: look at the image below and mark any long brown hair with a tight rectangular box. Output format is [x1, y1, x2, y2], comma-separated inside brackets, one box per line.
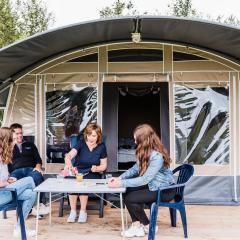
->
[84, 123, 102, 144]
[0, 127, 13, 164]
[134, 124, 171, 176]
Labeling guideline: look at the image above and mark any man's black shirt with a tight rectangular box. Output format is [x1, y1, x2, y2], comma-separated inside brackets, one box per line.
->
[9, 142, 42, 172]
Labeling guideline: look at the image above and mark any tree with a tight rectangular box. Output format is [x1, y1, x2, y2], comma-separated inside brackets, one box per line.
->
[15, 0, 54, 38]
[99, 0, 240, 27]
[100, 0, 197, 18]
[0, 0, 19, 48]
[215, 14, 240, 27]
[100, 0, 142, 18]
[168, 0, 197, 17]
[0, 0, 54, 48]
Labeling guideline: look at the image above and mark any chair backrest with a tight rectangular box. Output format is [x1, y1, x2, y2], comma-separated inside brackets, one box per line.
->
[173, 164, 194, 199]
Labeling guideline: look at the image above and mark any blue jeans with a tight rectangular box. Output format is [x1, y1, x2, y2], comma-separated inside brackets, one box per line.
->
[0, 177, 36, 223]
[10, 167, 44, 186]
[10, 167, 45, 203]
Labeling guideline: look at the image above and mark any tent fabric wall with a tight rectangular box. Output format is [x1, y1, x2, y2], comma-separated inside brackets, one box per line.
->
[0, 17, 239, 204]
[4, 84, 36, 135]
[185, 176, 239, 205]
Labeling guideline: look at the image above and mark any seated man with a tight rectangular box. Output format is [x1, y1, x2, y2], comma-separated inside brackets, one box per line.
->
[8, 123, 49, 216]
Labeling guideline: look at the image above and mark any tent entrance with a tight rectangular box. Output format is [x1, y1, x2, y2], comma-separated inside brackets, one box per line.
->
[118, 84, 161, 170]
[103, 82, 169, 172]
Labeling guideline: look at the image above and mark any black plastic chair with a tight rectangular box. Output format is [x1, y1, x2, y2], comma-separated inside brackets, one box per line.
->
[148, 164, 194, 240]
[0, 188, 27, 240]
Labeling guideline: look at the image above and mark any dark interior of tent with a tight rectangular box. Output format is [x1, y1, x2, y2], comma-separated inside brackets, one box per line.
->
[103, 82, 169, 171]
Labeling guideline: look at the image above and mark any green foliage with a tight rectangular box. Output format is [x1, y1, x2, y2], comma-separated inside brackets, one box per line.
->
[168, 0, 196, 17]
[0, 0, 54, 48]
[99, 0, 141, 18]
[99, 0, 240, 27]
[215, 14, 240, 27]
[15, 0, 54, 38]
[0, 0, 19, 47]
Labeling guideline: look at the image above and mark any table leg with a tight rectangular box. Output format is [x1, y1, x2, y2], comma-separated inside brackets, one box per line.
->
[35, 191, 40, 240]
[49, 192, 52, 226]
[120, 193, 125, 239]
[124, 205, 128, 228]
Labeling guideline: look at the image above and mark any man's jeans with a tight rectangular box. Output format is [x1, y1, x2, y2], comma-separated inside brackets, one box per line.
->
[0, 177, 36, 222]
[11, 167, 45, 203]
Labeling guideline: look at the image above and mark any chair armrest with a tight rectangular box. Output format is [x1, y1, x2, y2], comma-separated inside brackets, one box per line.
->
[0, 188, 18, 201]
[0, 187, 17, 192]
[158, 183, 186, 191]
[155, 183, 186, 204]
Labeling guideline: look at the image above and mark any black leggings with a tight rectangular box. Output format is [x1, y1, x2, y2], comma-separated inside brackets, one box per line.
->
[123, 185, 175, 225]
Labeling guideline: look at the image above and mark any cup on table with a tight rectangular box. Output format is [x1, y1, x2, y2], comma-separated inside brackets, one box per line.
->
[56, 173, 64, 183]
[105, 173, 112, 183]
[76, 173, 83, 182]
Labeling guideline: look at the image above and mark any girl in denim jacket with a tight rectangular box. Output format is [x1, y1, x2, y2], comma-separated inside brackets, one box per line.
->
[109, 124, 175, 238]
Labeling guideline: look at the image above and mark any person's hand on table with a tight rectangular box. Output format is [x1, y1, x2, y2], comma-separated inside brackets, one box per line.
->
[91, 165, 98, 172]
[7, 177, 17, 184]
[108, 177, 122, 188]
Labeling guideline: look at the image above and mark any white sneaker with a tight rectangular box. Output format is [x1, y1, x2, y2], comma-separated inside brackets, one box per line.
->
[121, 223, 145, 238]
[30, 209, 43, 219]
[13, 226, 36, 238]
[39, 203, 50, 215]
[67, 210, 77, 223]
[143, 224, 158, 234]
[32, 203, 50, 216]
[78, 210, 87, 223]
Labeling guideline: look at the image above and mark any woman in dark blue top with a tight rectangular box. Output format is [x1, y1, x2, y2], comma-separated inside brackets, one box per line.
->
[64, 123, 107, 223]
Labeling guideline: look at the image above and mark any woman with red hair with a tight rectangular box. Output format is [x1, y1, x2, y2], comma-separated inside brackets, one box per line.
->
[64, 123, 107, 223]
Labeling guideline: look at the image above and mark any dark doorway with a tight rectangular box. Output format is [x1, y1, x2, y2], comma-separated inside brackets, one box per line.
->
[118, 89, 160, 139]
[118, 85, 160, 170]
[102, 82, 169, 172]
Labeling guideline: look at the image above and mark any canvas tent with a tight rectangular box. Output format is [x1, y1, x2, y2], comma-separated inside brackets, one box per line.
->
[0, 16, 239, 204]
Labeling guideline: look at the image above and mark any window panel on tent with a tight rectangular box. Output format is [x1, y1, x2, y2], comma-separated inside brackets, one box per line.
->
[174, 82, 230, 165]
[45, 83, 97, 163]
[0, 87, 10, 127]
[10, 84, 36, 136]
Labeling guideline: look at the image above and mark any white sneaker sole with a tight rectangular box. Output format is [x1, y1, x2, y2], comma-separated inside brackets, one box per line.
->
[78, 218, 87, 223]
[67, 219, 76, 223]
[121, 232, 145, 237]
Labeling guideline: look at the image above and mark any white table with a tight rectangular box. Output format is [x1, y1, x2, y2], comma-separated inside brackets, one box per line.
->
[34, 178, 126, 239]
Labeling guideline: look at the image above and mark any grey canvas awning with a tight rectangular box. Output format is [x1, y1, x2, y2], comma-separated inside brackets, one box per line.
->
[0, 16, 240, 89]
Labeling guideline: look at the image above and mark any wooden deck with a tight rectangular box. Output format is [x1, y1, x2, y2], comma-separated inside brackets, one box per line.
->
[0, 203, 240, 239]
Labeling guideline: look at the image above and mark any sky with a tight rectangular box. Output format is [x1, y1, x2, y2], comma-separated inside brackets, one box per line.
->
[46, 0, 240, 29]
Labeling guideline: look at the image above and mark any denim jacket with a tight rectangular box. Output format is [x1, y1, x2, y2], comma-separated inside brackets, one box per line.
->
[120, 150, 175, 191]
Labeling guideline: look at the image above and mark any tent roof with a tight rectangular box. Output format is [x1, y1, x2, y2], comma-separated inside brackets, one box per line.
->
[0, 16, 240, 89]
